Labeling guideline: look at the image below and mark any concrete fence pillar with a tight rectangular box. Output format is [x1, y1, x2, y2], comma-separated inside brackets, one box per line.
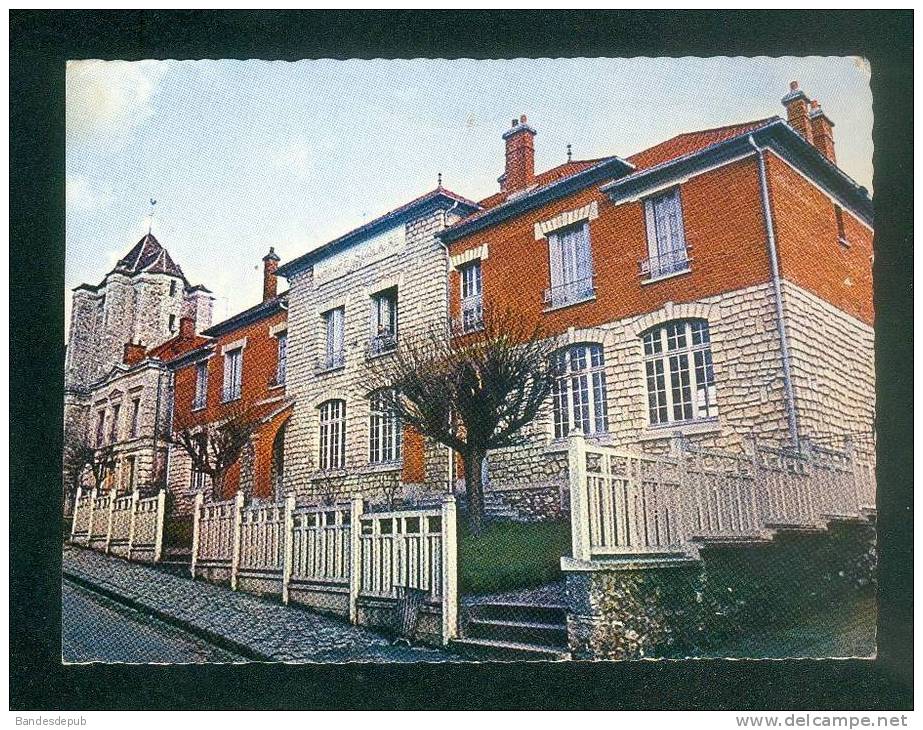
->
[281, 493, 296, 604]
[567, 432, 591, 562]
[440, 495, 458, 645]
[126, 489, 140, 561]
[153, 489, 167, 563]
[104, 487, 118, 554]
[230, 490, 245, 590]
[70, 486, 82, 541]
[85, 487, 98, 546]
[190, 492, 204, 579]
[348, 496, 363, 624]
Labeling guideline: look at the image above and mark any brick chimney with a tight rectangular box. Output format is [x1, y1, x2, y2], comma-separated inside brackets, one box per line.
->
[179, 315, 196, 339]
[123, 341, 146, 366]
[262, 247, 280, 302]
[499, 114, 537, 193]
[808, 100, 837, 164]
[782, 81, 814, 146]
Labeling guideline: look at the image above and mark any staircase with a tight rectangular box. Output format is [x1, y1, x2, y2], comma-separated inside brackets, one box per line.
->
[452, 600, 570, 660]
[158, 547, 192, 578]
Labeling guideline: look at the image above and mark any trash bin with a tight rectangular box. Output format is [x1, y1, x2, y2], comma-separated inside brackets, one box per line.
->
[395, 586, 427, 645]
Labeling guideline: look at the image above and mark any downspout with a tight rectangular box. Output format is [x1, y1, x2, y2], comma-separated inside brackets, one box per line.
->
[749, 135, 800, 450]
[437, 200, 460, 492]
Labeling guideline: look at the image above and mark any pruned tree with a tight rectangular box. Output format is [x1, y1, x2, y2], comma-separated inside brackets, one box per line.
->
[62, 433, 117, 505]
[169, 402, 262, 502]
[370, 309, 559, 534]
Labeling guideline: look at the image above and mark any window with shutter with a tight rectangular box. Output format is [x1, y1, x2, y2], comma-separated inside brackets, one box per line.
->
[643, 188, 690, 279]
[545, 222, 595, 308]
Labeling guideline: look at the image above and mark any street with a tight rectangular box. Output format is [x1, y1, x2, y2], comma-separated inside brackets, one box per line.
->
[62, 579, 245, 663]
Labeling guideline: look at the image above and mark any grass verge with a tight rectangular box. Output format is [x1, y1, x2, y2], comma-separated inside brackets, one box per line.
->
[458, 519, 571, 596]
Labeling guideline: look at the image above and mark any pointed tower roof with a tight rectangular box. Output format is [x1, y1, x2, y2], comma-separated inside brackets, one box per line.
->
[110, 233, 187, 281]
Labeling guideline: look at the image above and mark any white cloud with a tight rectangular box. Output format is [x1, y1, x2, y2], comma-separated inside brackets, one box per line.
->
[66, 174, 112, 213]
[269, 138, 313, 173]
[66, 60, 168, 147]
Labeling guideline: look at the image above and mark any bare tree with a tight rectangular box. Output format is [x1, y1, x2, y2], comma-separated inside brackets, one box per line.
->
[169, 403, 262, 502]
[62, 434, 117, 505]
[370, 309, 559, 534]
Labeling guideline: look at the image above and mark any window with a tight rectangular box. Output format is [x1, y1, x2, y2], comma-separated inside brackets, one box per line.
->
[275, 332, 288, 385]
[125, 456, 136, 491]
[222, 347, 243, 401]
[194, 361, 208, 409]
[319, 400, 346, 470]
[550, 344, 609, 439]
[169, 314, 177, 333]
[369, 289, 397, 355]
[321, 307, 345, 370]
[190, 467, 210, 493]
[95, 410, 106, 447]
[169, 280, 177, 297]
[369, 389, 402, 463]
[835, 204, 849, 246]
[109, 403, 121, 442]
[642, 319, 717, 427]
[545, 222, 594, 308]
[643, 188, 689, 278]
[459, 260, 483, 333]
[130, 398, 141, 437]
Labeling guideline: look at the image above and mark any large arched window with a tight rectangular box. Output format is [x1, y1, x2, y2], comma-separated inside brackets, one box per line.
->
[550, 343, 609, 438]
[369, 389, 402, 464]
[319, 399, 346, 470]
[642, 319, 717, 426]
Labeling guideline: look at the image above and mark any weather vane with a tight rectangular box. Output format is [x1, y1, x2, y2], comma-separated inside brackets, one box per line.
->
[148, 198, 157, 235]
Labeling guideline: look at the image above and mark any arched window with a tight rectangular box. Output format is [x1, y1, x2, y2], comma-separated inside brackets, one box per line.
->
[368, 389, 402, 464]
[319, 399, 346, 470]
[642, 319, 717, 426]
[550, 343, 609, 439]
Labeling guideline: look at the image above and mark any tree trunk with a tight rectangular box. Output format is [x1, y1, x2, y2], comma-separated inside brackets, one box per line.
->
[464, 449, 486, 535]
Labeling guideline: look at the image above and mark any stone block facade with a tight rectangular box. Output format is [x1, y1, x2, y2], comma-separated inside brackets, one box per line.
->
[281, 197, 473, 505]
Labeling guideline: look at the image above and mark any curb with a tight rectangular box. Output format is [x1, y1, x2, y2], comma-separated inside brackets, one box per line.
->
[63, 570, 273, 662]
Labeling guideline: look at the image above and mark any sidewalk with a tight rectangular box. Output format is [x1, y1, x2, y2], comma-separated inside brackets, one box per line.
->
[63, 545, 456, 663]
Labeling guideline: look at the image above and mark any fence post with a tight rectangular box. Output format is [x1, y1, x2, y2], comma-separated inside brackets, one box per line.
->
[153, 489, 167, 563]
[348, 495, 363, 624]
[230, 490, 245, 590]
[567, 431, 591, 562]
[104, 487, 118, 554]
[441, 495, 459, 645]
[85, 487, 98, 546]
[190, 492, 204, 579]
[70, 486, 82, 542]
[281, 493, 296, 604]
[126, 489, 140, 561]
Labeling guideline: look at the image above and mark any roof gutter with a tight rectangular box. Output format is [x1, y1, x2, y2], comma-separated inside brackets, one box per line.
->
[749, 134, 800, 450]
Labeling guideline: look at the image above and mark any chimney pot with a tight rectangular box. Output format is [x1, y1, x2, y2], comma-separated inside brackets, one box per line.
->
[499, 114, 537, 193]
[262, 247, 281, 302]
[790, 80, 799, 91]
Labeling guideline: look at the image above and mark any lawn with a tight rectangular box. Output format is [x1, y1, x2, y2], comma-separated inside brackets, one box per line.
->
[458, 519, 572, 596]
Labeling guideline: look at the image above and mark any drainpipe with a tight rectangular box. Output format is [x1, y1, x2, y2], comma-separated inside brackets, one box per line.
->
[437, 200, 460, 492]
[749, 135, 799, 450]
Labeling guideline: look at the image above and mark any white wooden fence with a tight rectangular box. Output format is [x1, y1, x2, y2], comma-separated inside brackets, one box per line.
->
[191, 492, 458, 643]
[567, 433, 876, 563]
[69, 486, 166, 562]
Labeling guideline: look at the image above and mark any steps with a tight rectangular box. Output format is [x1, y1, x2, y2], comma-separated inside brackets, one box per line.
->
[482, 492, 519, 521]
[452, 600, 570, 661]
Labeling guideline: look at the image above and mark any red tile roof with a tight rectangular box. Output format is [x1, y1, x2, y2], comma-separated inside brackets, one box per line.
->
[472, 118, 777, 213]
[147, 332, 211, 363]
[478, 158, 613, 210]
[626, 117, 777, 171]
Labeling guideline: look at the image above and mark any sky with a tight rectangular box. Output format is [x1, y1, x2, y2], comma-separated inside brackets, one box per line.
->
[66, 56, 873, 333]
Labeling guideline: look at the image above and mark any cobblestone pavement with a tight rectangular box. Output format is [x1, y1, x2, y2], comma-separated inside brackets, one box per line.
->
[63, 545, 455, 663]
[63, 579, 244, 663]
